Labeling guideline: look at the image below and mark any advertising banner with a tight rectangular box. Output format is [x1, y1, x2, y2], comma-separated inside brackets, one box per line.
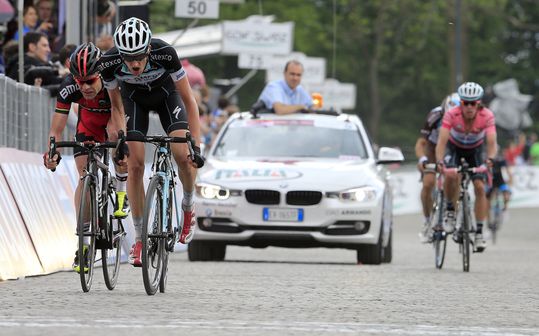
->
[0, 167, 43, 280]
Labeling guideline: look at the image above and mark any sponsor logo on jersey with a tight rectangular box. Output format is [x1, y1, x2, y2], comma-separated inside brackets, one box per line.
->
[119, 69, 166, 85]
[151, 54, 173, 62]
[59, 84, 78, 100]
[172, 106, 182, 119]
[97, 57, 122, 72]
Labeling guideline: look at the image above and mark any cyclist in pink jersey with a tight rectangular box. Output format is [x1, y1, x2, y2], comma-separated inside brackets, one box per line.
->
[435, 82, 497, 252]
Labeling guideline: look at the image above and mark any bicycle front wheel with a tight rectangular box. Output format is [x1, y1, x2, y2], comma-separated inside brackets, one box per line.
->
[78, 176, 97, 292]
[461, 198, 471, 272]
[142, 176, 165, 295]
[432, 191, 446, 269]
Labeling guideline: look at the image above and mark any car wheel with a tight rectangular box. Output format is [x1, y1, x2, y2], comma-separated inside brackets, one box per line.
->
[188, 241, 227, 261]
[356, 224, 383, 265]
[382, 228, 392, 263]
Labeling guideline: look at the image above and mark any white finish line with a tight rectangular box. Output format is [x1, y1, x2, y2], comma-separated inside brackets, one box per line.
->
[0, 317, 538, 335]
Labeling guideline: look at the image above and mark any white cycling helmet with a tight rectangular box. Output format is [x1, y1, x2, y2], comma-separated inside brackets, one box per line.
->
[114, 17, 152, 55]
[443, 92, 461, 111]
[457, 82, 484, 101]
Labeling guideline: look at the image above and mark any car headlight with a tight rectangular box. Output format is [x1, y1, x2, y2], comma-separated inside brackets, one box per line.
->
[196, 183, 231, 200]
[327, 187, 377, 202]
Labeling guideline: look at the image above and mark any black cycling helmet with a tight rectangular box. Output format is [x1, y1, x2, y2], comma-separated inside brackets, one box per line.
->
[69, 42, 102, 78]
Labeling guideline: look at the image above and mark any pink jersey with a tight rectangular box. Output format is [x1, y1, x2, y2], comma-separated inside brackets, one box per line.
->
[441, 106, 496, 149]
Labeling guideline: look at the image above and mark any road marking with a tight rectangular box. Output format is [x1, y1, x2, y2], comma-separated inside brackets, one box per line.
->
[0, 317, 538, 335]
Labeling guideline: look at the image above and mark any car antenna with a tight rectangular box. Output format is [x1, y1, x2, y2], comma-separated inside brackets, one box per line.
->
[249, 100, 265, 119]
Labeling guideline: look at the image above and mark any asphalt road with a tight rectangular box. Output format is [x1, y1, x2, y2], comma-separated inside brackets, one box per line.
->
[1, 208, 538, 336]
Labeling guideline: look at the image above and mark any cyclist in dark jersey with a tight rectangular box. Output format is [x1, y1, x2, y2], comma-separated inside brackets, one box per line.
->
[98, 17, 203, 266]
[487, 154, 512, 211]
[415, 93, 460, 243]
[43, 43, 129, 273]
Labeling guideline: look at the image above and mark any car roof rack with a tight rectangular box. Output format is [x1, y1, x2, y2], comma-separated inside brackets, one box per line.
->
[247, 101, 342, 118]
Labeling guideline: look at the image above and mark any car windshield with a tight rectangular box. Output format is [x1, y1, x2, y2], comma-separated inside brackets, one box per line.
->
[213, 118, 368, 159]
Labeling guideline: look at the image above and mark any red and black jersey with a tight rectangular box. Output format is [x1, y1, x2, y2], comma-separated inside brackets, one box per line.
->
[55, 74, 111, 143]
[55, 74, 111, 115]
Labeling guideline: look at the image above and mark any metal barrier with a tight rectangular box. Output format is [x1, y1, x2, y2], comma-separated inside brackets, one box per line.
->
[0, 74, 57, 153]
[0, 74, 164, 158]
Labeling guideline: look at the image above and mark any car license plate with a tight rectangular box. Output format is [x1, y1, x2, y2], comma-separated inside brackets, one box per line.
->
[263, 208, 304, 222]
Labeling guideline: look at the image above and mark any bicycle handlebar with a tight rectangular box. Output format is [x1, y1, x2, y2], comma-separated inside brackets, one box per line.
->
[126, 132, 205, 168]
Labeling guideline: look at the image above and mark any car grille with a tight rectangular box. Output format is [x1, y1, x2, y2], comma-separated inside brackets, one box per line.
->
[245, 189, 280, 205]
[286, 191, 323, 206]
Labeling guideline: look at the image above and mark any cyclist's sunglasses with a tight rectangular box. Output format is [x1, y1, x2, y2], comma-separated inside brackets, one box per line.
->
[74, 75, 100, 86]
[461, 100, 480, 106]
[122, 52, 149, 62]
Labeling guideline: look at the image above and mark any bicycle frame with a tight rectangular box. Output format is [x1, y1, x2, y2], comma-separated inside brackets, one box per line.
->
[444, 161, 489, 272]
[149, 142, 183, 241]
[49, 136, 125, 291]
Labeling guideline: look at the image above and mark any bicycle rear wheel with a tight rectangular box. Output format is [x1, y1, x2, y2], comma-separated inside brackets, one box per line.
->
[142, 177, 165, 295]
[102, 218, 124, 290]
[78, 176, 97, 292]
[489, 192, 502, 245]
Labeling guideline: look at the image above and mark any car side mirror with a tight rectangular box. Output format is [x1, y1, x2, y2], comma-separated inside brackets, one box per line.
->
[377, 147, 404, 164]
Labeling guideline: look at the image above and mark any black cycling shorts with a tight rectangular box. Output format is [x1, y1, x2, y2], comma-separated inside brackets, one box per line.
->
[121, 81, 189, 137]
[444, 141, 486, 181]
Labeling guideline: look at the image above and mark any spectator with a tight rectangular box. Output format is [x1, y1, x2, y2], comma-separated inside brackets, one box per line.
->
[1, 40, 18, 74]
[96, 33, 114, 52]
[6, 32, 62, 94]
[181, 59, 206, 89]
[529, 134, 539, 166]
[257, 59, 313, 115]
[13, 5, 52, 41]
[35, 0, 57, 40]
[55, 43, 76, 77]
[523, 133, 537, 164]
[504, 133, 526, 166]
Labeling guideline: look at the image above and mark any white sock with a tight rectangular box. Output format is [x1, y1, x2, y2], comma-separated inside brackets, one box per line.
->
[133, 217, 143, 240]
[182, 190, 194, 211]
[82, 222, 91, 245]
[116, 172, 128, 192]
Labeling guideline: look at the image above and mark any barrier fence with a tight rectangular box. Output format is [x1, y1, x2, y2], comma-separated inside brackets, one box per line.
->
[0, 75, 57, 153]
[1, 145, 538, 280]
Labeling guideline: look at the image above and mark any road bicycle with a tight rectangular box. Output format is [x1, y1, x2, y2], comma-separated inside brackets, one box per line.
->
[49, 133, 127, 292]
[425, 163, 447, 269]
[127, 132, 201, 295]
[443, 160, 489, 272]
[488, 187, 504, 244]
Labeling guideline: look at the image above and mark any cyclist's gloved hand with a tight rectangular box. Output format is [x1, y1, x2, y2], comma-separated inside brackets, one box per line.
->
[436, 159, 445, 172]
[114, 141, 129, 166]
[191, 145, 205, 168]
[43, 150, 61, 170]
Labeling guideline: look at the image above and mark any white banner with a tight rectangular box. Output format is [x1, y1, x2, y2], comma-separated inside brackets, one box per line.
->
[304, 79, 356, 110]
[222, 21, 294, 55]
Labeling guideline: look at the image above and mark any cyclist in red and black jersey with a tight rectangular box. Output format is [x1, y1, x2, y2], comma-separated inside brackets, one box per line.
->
[98, 18, 203, 266]
[43, 43, 130, 272]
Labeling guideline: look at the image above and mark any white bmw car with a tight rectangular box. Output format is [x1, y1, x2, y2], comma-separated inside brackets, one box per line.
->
[189, 111, 404, 264]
